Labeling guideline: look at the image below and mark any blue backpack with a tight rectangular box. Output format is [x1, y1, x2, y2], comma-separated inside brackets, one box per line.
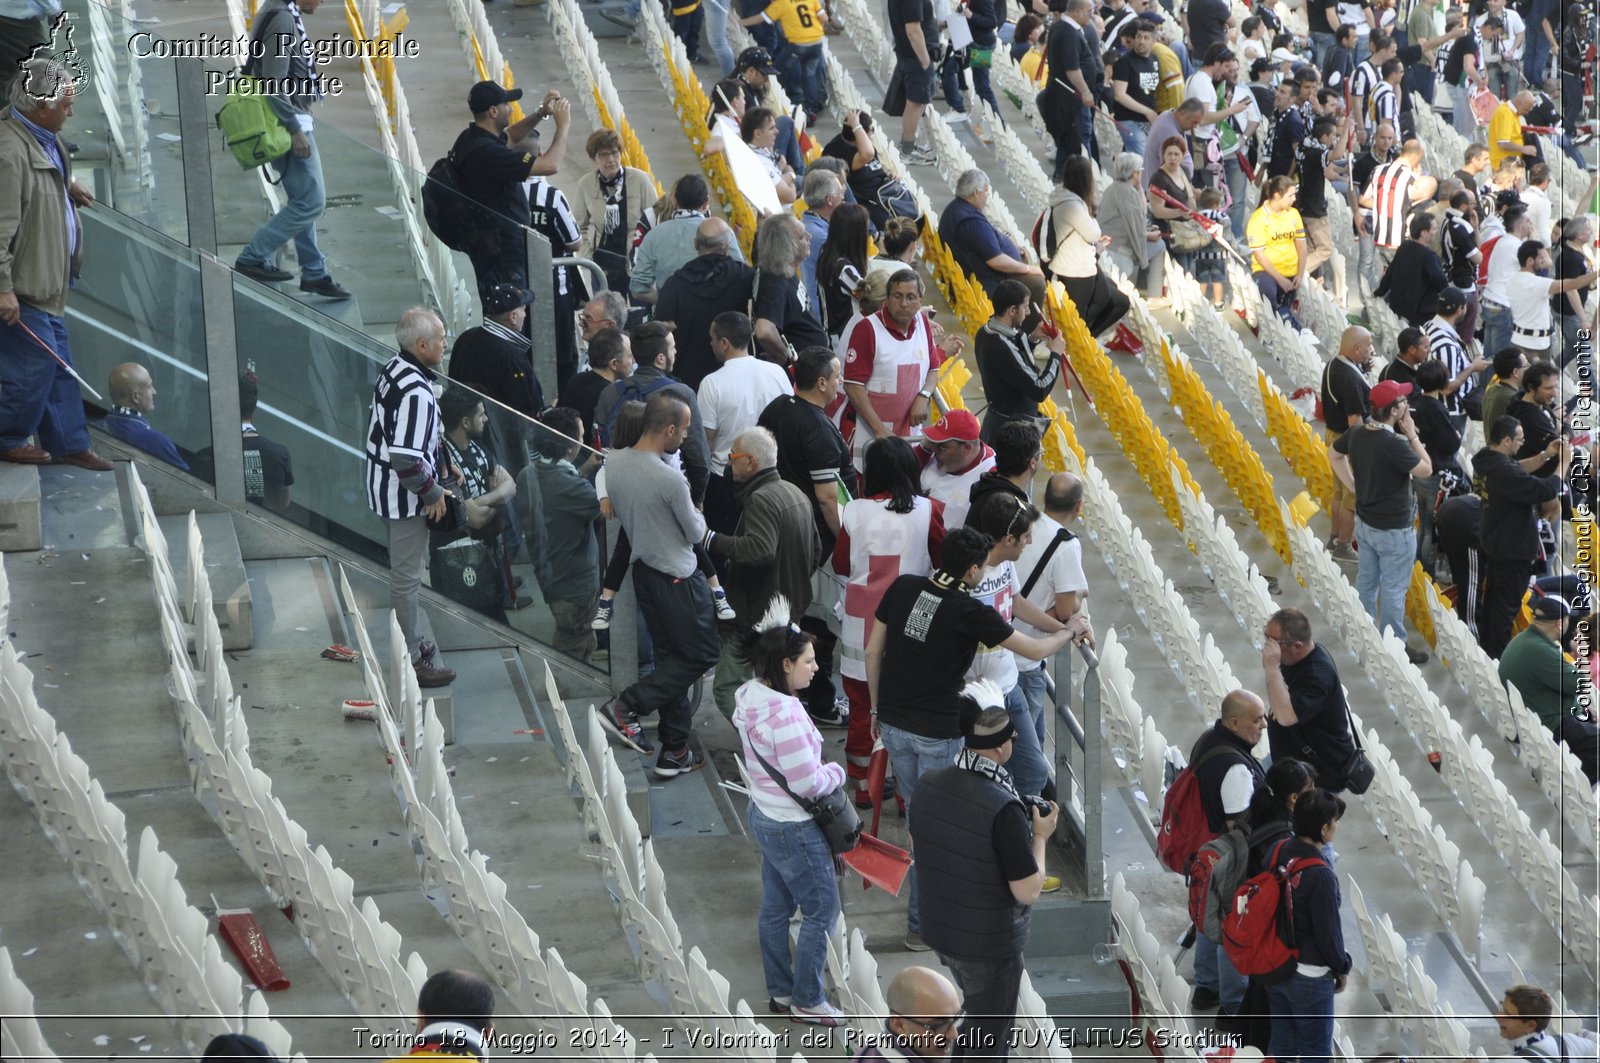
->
[599, 374, 678, 447]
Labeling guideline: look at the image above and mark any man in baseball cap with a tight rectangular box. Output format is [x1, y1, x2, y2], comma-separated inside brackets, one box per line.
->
[735, 46, 780, 76]
[1500, 592, 1600, 783]
[1329, 377, 1435, 664]
[919, 410, 995, 529]
[448, 284, 543, 418]
[451, 82, 572, 300]
[731, 47, 806, 171]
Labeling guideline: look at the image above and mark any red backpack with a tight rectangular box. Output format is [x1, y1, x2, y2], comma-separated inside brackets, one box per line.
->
[1155, 746, 1234, 874]
[1221, 839, 1328, 981]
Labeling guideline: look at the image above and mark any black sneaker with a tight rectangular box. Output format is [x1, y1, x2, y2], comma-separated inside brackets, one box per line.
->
[808, 701, 848, 729]
[235, 260, 293, 283]
[1191, 986, 1221, 1010]
[300, 276, 353, 300]
[597, 698, 653, 753]
[654, 746, 703, 778]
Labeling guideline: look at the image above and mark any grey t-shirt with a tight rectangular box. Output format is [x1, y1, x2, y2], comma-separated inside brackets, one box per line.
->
[603, 445, 706, 578]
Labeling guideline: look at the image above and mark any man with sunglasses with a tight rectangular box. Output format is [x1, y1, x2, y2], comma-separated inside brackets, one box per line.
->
[850, 966, 963, 1062]
[918, 410, 995, 531]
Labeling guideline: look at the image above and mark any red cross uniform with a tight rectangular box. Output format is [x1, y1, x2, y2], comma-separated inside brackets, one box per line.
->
[842, 308, 943, 470]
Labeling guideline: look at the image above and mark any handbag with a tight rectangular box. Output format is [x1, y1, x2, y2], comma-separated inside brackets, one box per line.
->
[746, 741, 861, 854]
[425, 473, 471, 536]
[968, 45, 994, 69]
[1169, 217, 1211, 253]
[1335, 698, 1376, 795]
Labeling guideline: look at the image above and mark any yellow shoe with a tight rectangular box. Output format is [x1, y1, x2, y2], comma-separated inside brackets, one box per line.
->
[1041, 874, 1062, 894]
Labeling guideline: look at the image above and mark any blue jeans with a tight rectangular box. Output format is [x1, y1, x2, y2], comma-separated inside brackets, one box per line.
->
[1523, 36, 1550, 87]
[971, 65, 1000, 116]
[939, 951, 1025, 1061]
[775, 115, 805, 175]
[1193, 930, 1247, 1012]
[1310, 32, 1335, 67]
[748, 804, 840, 1007]
[783, 41, 827, 116]
[1406, 64, 1436, 105]
[1255, 272, 1302, 329]
[1482, 301, 1512, 363]
[1562, 71, 1584, 135]
[1119, 119, 1149, 157]
[880, 721, 964, 933]
[1003, 682, 1050, 798]
[239, 130, 328, 281]
[1267, 970, 1337, 1063]
[940, 50, 969, 113]
[0, 304, 91, 455]
[703, 0, 736, 76]
[1414, 472, 1441, 577]
[1224, 155, 1247, 239]
[1354, 518, 1415, 641]
[1015, 664, 1050, 745]
[1450, 81, 1475, 137]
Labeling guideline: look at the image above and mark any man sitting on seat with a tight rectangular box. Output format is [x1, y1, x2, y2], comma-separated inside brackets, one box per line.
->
[101, 363, 187, 471]
[1498, 594, 1600, 783]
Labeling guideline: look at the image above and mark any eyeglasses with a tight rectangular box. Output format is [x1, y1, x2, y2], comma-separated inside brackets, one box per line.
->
[894, 1013, 964, 1034]
[1006, 501, 1028, 540]
[728, 451, 754, 463]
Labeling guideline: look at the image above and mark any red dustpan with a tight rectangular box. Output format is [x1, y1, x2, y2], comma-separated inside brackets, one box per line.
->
[866, 744, 889, 837]
[216, 906, 291, 991]
[842, 833, 912, 895]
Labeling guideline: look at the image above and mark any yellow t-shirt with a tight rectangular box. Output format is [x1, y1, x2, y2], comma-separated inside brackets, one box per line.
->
[1487, 101, 1523, 171]
[1153, 42, 1184, 112]
[1247, 205, 1306, 277]
[763, 0, 826, 45]
[1020, 48, 1047, 87]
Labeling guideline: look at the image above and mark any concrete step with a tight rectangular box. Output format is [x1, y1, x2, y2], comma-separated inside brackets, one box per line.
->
[158, 512, 254, 651]
[0, 463, 43, 553]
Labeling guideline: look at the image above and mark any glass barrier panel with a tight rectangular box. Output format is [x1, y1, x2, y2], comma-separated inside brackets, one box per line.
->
[68, 209, 213, 476]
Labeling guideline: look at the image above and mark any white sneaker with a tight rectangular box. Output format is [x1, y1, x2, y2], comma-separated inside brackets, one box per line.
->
[945, 111, 970, 124]
[789, 1000, 846, 1027]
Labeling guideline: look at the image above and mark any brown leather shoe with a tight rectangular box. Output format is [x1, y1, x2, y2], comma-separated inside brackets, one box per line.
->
[414, 658, 456, 688]
[56, 450, 115, 471]
[0, 444, 51, 464]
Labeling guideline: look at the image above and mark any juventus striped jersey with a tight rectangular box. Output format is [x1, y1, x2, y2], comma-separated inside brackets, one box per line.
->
[1369, 157, 1419, 249]
[1423, 316, 1473, 414]
[365, 352, 444, 520]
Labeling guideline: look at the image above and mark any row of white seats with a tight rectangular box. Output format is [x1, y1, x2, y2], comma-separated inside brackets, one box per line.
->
[1282, 512, 1599, 981]
[1426, 590, 1599, 851]
[124, 466, 428, 1026]
[333, 570, 651, 1055]
[1347, 877, 1478, 1060]
[0, 944, 60, 1062]
[544, 676, 802, 1059]
[0, 570, 303, 1056]
[85, 0, 153, 195]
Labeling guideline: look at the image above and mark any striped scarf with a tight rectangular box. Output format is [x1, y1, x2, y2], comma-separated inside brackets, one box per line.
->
[955, 748, 1020, 803]
[286, 1, 326, 100]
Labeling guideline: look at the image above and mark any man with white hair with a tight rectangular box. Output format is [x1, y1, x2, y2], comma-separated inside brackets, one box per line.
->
[0, 58, 112, 472]
[366, 308, 458, 688]
[703, 426, 821, 718]
[938, 170, 1047, 327]
[799, 169, 844, 313]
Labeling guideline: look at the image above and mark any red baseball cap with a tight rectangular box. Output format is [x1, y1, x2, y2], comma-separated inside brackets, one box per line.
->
[1368, 380, 1414, 407]
[924, 409, 981, 443]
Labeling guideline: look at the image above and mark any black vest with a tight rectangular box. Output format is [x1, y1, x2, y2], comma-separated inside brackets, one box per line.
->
[910, 765, 1031, 959]
[1190, 722, 1265, 834]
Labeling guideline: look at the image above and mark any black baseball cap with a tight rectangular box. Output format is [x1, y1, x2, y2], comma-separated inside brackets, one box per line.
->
[469, 80, 524, 113]
[1436, 286, 1469, 313]
[735, 46, 778, 75]
[1530, 595, 1572, 622]
[483, 283, 534, 316]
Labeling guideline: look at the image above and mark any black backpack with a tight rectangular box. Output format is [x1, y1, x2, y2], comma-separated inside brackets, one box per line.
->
[422, 144, 489, 252]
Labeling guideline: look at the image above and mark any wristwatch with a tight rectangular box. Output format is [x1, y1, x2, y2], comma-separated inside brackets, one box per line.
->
[917, 388, 933, 399]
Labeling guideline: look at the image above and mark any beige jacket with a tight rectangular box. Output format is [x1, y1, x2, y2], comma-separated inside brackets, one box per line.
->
[573, 165, 659, 263]
[0, 112, 82, 317]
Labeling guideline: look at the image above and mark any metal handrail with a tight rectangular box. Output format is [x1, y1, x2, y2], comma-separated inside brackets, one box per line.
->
[1054, 639, 1104, 898]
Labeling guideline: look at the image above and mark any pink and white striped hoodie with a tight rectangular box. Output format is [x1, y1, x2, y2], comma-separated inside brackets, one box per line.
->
[732, 679, 848, 823]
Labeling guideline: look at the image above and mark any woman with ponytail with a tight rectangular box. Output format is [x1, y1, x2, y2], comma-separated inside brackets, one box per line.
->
[731, 595, 848, 1028]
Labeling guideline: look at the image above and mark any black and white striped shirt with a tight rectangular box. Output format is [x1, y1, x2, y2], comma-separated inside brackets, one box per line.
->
[1370, 158, 1418, 249]
[1424, 316, 1472, 413]
[524, 177, 583, 295]
[365, 352, 443, 520]
[1367, 82, 1399, 137]
[1350, 58, 1379, 110]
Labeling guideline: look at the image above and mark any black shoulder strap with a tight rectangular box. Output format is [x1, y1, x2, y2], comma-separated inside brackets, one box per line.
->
[1021, 528, 1074, 597]
[241, 6, 291, 77]
[745, 740, 819, 814]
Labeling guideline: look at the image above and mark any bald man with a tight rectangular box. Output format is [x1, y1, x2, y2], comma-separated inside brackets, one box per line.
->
[1488, 90, 1536, 172]
[102, 363, 188, 470]
[850, 966, 962, 1061]
[1185, 689, 1267, 1016]
[653, 217, 758, 391]
[1013, 471, 1091, 749]
[1319, 326, 1375, 560]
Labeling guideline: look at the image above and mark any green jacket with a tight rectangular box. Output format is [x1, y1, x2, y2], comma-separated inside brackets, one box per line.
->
[706, 467, 820, 626]
[1498, 625, 1583, 735]
[0, 111, 82, 317]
